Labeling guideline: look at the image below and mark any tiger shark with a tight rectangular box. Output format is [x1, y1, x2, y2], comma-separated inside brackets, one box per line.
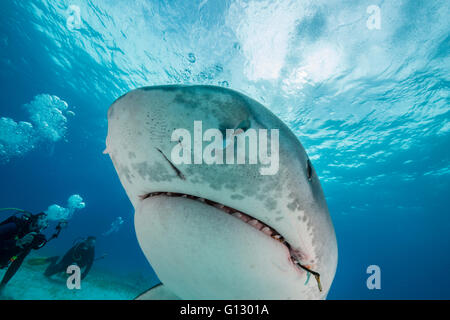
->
[104, 85, 338, 299]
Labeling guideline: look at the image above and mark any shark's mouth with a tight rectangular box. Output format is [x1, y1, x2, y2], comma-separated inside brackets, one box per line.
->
[140, 191, 322, 292]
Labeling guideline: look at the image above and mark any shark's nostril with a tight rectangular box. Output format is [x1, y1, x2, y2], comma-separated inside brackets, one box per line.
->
[306, 159, 312, 181]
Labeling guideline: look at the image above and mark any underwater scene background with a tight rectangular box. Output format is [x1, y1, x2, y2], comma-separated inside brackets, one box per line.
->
[0, 0, 449, 299]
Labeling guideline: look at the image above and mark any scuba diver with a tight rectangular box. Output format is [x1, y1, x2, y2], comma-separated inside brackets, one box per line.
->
[0, 208, 66, 290]
[43, 236, 96, 280]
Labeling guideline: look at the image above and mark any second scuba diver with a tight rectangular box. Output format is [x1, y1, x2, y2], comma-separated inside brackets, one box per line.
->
[44, 236, 96, 280]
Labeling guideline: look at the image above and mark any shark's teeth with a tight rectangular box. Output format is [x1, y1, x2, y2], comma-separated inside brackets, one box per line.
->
[141, 191, 287, 245]
[261, 227, 272, 236]
[248, 219, 264, 230]
[232, 212, 241, 218]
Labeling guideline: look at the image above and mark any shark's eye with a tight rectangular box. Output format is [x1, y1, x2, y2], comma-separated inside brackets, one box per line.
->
[306, 159, 313, 181]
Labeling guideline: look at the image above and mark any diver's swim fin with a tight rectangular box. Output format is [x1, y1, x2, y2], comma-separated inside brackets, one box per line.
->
[134, 283, 180, 300]
[27, 257, 51, 266]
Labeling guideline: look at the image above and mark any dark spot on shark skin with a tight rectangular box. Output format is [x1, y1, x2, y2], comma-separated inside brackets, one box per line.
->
[132, 162, 150, 180]
[231, 194, 244, 200]
[187, 165, 263, 203]
[128, 152, 136, 159]
[287, 199, 302, 212]
[119, 164, 133, 185]
[208, 180, 222, 191]
[275, 216, 284, 222]
[242, 188, 255, 197]
[174, 92, 198, 109]
[131, 161, 174, 183]
[201, 92, 212, 102]
[209, 97, 249, 125]
[224, 182, 237, 192]
[181, 86, 251, 126]
[286, 191, 304, 212]
[255, 193, 266, 202]
[265, 198, 277, 211]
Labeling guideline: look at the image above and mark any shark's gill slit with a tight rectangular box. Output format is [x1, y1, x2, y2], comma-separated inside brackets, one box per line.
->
[139, 191, 322, 292]
[156, 148, 186, 180]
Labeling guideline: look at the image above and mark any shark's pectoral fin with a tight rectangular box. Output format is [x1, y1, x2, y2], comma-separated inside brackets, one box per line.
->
[134, 283, 180, 300]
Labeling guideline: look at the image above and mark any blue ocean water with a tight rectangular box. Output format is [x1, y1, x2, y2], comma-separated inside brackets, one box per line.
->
[0, 0, 449, 299]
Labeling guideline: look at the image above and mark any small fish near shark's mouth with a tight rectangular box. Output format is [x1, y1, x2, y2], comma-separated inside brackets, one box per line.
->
[139, 191, 323, 292]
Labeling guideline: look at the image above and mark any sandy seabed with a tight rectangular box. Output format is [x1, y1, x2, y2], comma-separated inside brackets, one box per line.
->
[0, 252, 143, 300]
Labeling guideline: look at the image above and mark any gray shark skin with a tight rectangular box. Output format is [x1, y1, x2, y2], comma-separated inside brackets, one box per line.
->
[105, 85, 338, 299]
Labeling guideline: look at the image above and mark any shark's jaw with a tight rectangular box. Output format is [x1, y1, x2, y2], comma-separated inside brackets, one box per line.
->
[138, 191, 322, 294]
[140, 191, 289, 243]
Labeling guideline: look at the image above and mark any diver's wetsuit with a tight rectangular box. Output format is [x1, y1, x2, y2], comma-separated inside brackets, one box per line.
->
[0, 216, 46, 288]
[44, 241, 95, 279]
